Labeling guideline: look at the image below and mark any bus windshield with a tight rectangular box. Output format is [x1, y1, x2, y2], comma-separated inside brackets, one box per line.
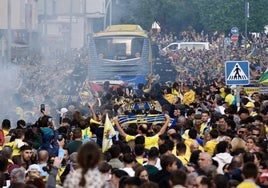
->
[95, 36, 144, 60]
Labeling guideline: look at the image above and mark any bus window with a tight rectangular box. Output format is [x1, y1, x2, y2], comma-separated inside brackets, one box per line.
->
[115, 43, 126, 55]
[131, 38, 143, 58]
[95, 37, 144, 60]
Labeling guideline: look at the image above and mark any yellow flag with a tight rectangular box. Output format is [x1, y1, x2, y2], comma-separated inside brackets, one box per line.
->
[102, 113, 116, 152]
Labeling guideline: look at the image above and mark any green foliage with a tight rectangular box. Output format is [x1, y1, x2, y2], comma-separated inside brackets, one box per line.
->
[196, 0, 268, 33]
[114, 0, 268, 33]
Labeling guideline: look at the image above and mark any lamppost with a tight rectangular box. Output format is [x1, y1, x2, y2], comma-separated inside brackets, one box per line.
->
[104, 0, 112, 29]
[25, 0, 32, 55]
[67, 0, 73, 51]
[44, 0, 47, 57]
[245, 1, 249, 41]
[7, 0, 12, 65]
[83, 0, 87, 46]
[244, 1, 249, 56]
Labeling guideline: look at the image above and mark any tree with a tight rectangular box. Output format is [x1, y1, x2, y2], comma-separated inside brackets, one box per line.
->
[134, 0, 201, 32]
[112, 0, 268, 33]
[195, 0, 268, 33]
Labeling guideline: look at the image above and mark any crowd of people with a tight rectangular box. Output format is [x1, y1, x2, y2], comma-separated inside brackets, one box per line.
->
[0, 29, 268, 188]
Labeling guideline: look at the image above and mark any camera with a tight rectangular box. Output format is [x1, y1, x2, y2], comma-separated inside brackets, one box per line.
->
[40, 104, 45, 113]
[70, 126, 76, 132]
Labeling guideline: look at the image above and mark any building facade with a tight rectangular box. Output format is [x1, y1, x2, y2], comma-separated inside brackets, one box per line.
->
[0, 0, 106, 61]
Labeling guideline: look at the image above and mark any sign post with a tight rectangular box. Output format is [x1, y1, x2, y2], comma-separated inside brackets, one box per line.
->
[230, 27, 239, 44]
[231, 27, 239, 35]
[225, 61, 250, 85]
[225, 61, 250, 109]
[231, 34, 239, 43]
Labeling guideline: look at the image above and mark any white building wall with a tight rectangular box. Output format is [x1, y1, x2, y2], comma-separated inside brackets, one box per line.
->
[46, 17, 84, 49]
[0, 0, 8, 29]
[71, 17, 84, 48]
[56, 0, 105, 17]
[0, 0, 38, 30]
[86, 0, 105, 18]
[37, 0, 54, 15]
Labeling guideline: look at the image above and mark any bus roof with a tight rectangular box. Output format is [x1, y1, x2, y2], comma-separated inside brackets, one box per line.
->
[94, 24, 148, 37]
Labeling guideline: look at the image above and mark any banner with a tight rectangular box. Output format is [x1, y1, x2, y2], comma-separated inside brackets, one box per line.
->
[118, 114, 176, 128]
[102, 114, 116, 153]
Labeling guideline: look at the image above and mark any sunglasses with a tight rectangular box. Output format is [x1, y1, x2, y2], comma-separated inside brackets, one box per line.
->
[239, 131, 245, 134]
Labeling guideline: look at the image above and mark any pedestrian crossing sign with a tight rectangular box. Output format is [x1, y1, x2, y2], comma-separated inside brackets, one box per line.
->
[225, 61, 250, 85]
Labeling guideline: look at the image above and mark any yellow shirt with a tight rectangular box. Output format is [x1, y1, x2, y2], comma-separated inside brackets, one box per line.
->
[126, 135, 135, 143]
[4, 139, 24, 156]
[204, 140, 218, 156]
[164, 93, 175, 104]
[172, 89, 183, 101]
[4, 141, 18, 156]
[182, 90, 195, 106]
[44, 166, 66, 184]
[3, 129, 9, 136]
[219, 88, 226, 98]
[250, 111, 257, 117]
[177, 155, 189, 166]
[144, 135, 159, 150]
[236, 180, 259, 188]
[136, 157, 145, 165]
[172, 146, 191, 165]
[126, 134, 159, 150]
[82, 127, 92, 139]
[200, 123, 212, 137]
[184, 138, 194, 149]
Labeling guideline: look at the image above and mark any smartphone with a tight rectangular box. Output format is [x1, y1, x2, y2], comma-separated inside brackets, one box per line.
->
[40, 104, 45, 113]
[58, 148, 64, 158]
[58, 134, 64, 141]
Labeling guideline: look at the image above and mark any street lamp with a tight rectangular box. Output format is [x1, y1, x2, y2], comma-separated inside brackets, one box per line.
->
[104, 0, 112, 29]
[245, 1, 249, 41]
[69, 0, 73, 50]
[83, 0, 87, 46]
[7, 0, 12, 65]
[25, 0, 33, 55]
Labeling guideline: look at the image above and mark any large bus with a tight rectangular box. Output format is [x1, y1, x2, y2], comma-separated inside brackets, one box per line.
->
[87, 24, 152, 87]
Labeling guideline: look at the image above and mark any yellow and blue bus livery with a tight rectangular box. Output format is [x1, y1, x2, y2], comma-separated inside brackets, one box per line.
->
[88, 24, 152, 87]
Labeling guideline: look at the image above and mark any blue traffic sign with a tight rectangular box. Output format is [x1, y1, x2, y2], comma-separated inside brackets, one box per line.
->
[225, 61, 250, 85]
[231, 27, 239, 35]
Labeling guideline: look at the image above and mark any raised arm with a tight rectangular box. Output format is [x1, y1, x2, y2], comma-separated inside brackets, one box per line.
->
[157, 114, 170, 135]
[113, 116, 127, 138]
[88, 102, 97, 121]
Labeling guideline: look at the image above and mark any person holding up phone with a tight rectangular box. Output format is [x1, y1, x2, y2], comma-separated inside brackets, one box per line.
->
[36, 104, 60, 157]
[57, 135, 65, 158]
[46, 157, 63, 188]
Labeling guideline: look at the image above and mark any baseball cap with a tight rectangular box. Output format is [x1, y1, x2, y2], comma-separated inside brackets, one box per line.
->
[245, 101, 255, 108]
[27, 164, 41, 173]
[60, 108, 68, 117]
